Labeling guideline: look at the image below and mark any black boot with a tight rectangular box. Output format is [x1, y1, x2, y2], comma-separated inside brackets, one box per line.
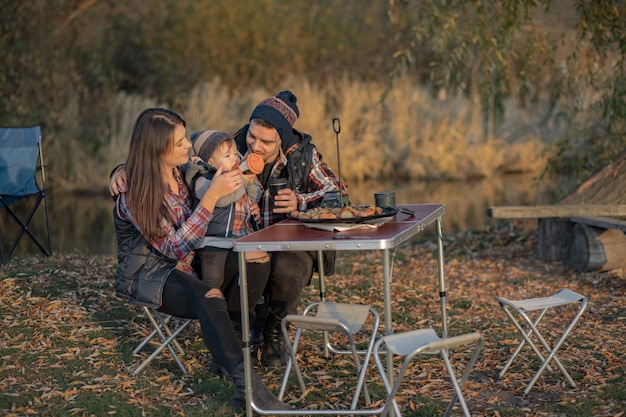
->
[261, 313, 287, 367]
[210, 360, 230, 379]
[230, 361, 290, 412]
[249, 328, 263, 362]
[250, 298, 267, 362]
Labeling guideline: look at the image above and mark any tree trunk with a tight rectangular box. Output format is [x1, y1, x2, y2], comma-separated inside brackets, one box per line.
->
[565, 224, 626, 272]
[536, 218, 574, 261]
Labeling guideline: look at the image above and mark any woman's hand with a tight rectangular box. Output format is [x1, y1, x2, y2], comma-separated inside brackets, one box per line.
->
[198, 164, 243, 211]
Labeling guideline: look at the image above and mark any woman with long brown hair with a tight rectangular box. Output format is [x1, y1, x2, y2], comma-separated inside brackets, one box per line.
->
[113, 108, 288, 412]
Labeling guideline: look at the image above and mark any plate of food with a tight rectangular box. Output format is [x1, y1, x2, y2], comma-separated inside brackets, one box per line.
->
[288, 205, 397, 223]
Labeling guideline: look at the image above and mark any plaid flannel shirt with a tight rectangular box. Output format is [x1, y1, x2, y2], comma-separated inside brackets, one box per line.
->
[259, 143, 341, 228]
[231, 193, 257, 237]
[117, 167, 213, 274]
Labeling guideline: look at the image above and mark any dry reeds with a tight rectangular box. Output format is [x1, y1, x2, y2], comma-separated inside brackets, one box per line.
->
[76, 75, 552, 190]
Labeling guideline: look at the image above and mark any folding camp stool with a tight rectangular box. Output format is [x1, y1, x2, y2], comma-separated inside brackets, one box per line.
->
[373, 328, 483, 417]
[498, 288, 587, 394]
[278, 301, 380, 409]
[131, 306, 193, 375]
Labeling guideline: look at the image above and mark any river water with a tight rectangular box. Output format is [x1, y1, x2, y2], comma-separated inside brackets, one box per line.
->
[1, 174, 558, 258]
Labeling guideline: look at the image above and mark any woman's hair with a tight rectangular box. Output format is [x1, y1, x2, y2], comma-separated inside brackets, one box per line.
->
[125, 108, 186, 241]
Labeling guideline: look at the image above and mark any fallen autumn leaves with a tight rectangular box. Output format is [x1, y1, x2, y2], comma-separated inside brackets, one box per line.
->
[1, 224, 624, 416]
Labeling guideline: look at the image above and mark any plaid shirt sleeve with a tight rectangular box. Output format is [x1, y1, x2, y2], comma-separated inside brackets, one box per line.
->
[261, 145, 345, 227]
[299, 146, 343, 209]
[153, 203, 212, 260]
[117, 174, 213, 261]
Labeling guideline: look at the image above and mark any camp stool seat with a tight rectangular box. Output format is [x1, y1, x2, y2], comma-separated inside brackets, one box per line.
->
[498, 288, 588, 394]
[278, 301, 380, 410]
[373, 328, 483, 417]
[131, 306, 193, 375]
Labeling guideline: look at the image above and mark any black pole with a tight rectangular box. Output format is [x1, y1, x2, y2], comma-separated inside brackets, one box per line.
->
[332, 118, 343, 208]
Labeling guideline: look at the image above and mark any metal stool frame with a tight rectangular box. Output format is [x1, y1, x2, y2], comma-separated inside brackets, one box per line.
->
[131, 306, 192, 375]
[279, 301, 380, 410]
[498, 288, 588, 394]
[374, 328, 483, 417]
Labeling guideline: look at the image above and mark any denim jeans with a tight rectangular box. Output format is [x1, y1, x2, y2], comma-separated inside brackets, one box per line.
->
[158, 269, 245, 373]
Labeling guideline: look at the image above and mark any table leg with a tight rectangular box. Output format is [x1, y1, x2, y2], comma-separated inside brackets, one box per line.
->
[436, 216, 448, 338]
[238, 252, 253, 417]
[382, 247, 393, 371]
[316, 249, 331, 358]
[382, 248, 400, 417]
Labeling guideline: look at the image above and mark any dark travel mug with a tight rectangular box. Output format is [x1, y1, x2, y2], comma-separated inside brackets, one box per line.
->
[268, 178, 289, 204]
[374, 191, 396, 208]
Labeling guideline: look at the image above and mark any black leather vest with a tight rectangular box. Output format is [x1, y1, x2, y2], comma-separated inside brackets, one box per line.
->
[113, 206, 177, 308]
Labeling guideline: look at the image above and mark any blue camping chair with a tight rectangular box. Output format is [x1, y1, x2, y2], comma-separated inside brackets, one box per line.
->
[0, 126, 52, 261]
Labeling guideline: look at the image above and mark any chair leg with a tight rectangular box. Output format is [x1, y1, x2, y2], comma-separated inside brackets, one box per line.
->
[499, 307, 555, 377]
[278, 304, 378, 409]
[444, 336, 484, 417]
[134, 313, 178, 354]
[42, 191, 52, 256]
[279, 324, 307, 400]
[3, 194, 51, 258]
[279, 326, 372, 407]
[151, 310, 187, 359]
[375, 330, 482, 417]
[500, 305, 574, 391]
[278, 301, 319, 400]
[523, 303, 586, 394]
[379, 356, 413, 417]
[347, 333, 371, 408]
[132, 307, 191, 375]
[442, 351, 471, 417]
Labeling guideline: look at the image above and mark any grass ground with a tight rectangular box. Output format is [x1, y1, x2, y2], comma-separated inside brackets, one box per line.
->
[1, 225, 624, 416]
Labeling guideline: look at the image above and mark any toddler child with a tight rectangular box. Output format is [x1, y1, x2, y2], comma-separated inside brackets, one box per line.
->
[186, 130, 269, 301]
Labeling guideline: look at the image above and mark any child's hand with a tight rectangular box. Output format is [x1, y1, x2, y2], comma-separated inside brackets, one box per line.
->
[250, 203, 261, 222]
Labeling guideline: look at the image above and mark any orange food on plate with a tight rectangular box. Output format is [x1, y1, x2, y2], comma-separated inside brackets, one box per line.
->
[290, 205, 384, 220]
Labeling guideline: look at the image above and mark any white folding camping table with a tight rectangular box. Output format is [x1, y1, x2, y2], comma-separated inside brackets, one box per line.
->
[234, 203, 449, 416]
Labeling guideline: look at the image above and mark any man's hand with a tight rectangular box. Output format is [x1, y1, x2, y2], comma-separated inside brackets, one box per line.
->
[109, 166, 127, 196]
[273, 188, 298, 213]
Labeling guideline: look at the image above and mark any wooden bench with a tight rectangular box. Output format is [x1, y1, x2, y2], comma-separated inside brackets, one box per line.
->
[487, 204, 626, 219]
[487, 205, 626, 272]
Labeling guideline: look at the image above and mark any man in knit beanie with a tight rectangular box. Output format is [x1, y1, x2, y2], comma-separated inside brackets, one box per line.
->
[249, 90, 299, 145]
[232, 90, 346, 368]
